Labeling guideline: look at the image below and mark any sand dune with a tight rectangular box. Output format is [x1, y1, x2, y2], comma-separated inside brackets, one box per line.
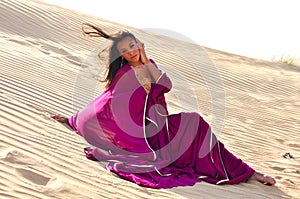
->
[0, 0, 299, 198]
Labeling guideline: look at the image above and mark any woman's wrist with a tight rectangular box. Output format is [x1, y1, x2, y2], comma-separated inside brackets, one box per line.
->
[142, 59, 150, 65]
[145, 62, 162, 82]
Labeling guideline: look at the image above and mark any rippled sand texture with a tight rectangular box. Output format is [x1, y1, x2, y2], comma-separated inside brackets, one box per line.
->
[0, 0, 299, 198]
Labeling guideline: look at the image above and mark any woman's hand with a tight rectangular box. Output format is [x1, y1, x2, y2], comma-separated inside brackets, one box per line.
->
[52, 114, 68, 123]
[136, 39, 150, 65]
[136, 38, 162, 82]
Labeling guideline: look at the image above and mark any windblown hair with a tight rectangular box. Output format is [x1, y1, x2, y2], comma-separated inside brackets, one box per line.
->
[82, 23, 137, 88]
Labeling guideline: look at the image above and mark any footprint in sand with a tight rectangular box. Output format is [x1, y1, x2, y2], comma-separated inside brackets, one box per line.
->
[16, 167, 62, 188]
[287, 142, 300, 148]
[16, 168, 52, 186]
[275, 138, 284, 144]
[1, 148, 62, 188]
[7, 38, 39, 47]
[7, 38, 31, 46]
[0, 149, 35, 165]
[8, 37, 82, 66]
[275, 176, 282, 180]
[65, 55, 82, 66]
[39, 44, 69, 55]
[270, 166, 285, 171]
[38, 43, 82, 66]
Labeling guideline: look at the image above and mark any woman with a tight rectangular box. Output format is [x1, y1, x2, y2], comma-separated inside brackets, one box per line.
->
[52, 23, 276, 188]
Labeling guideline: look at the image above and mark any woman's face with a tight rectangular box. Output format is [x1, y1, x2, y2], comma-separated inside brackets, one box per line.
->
[117, 37, 141, 65]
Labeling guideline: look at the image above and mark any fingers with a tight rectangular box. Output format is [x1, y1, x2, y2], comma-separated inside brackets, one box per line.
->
[51, 115, 67, 123]
[136, 39, 145, 49]
[136, 38, 149, 64]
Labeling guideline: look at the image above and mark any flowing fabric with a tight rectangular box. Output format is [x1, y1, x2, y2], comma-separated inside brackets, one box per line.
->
[68, 59, 255, 188]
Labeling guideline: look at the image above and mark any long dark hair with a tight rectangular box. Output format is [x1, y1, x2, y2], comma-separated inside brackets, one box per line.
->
[82, 23, 137, 88]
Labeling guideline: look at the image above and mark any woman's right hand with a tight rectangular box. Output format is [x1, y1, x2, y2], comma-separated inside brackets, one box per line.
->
[51, 115, 68, 123]
[136, 39, 150, 65]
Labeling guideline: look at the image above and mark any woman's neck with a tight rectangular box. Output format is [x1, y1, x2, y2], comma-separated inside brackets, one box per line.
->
[129, 61, 143, 67]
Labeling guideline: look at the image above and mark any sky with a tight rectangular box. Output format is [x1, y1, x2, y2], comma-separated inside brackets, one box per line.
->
[43, 0, 300, 60]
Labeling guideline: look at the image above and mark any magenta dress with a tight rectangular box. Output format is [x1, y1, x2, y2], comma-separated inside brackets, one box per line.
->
[68, 59, 254, 188]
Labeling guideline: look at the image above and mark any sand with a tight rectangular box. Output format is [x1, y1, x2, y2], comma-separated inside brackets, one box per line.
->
[0, 0, 299, 198]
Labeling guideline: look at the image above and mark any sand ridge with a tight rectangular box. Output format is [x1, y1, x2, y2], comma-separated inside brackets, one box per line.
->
[0, 0, 299, 198]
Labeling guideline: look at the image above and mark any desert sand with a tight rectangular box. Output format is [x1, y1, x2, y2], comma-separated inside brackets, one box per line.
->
[0, 0, 299, 198]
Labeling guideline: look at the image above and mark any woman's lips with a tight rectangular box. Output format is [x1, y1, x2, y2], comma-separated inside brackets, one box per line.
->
[131, 55, 137, 60]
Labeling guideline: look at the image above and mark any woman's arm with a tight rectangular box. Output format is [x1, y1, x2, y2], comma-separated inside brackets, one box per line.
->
[144, 62, 162, 83]
[136, 39, 162, 82]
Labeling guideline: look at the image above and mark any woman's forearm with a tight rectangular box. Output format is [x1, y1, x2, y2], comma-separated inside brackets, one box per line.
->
[145, 62, 162, 83]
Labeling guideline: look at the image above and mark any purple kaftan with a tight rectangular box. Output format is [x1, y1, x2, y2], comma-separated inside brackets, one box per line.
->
[68, 59, 254, 188]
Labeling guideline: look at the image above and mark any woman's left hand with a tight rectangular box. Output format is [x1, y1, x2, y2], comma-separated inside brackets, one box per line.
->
[136, 39, 150, 64]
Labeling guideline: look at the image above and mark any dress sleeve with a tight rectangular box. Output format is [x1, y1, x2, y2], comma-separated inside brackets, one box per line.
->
[149, 58, 172, 98]
[68, 113, 79, 133]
